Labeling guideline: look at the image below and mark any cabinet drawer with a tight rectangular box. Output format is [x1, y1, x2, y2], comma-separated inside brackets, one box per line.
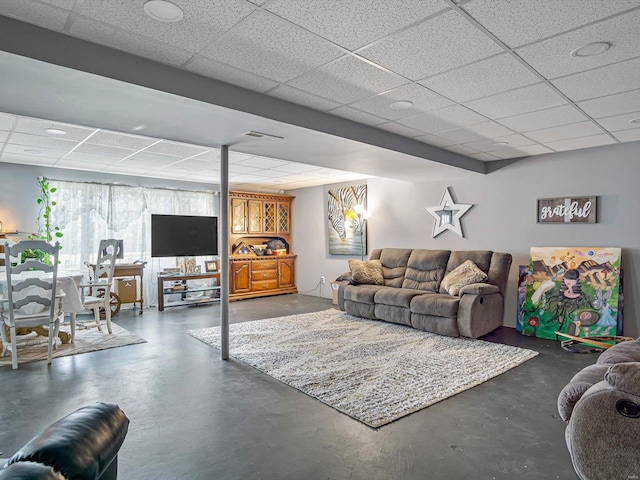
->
[251, 279, 278, 291]
[252, 269, 277, 280]
[252, 260, 277, 271]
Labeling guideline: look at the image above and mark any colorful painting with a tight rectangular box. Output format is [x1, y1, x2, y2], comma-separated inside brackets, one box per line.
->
[516, 265, 528, 333]
[327, 185, 367, 256]
[522, 247, 622, 340]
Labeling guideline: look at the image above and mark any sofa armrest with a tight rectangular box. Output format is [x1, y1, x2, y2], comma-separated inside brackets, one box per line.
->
[557, 363, 612, 422]
[5, 403, 129, 480]
[458, 283, 500, 296]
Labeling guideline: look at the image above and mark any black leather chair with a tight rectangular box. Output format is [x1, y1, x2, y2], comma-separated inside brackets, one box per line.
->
[0, 403, 129, 480]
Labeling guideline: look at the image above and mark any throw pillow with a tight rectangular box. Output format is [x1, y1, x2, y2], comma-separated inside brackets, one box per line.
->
[348, 259, 384, 285]
[441, 260, 488, 296]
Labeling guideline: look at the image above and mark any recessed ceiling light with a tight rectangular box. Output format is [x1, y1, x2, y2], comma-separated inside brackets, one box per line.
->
[143, 0, 184, 23]
[570, 41, 611, 58]
[24, 149, 41, 154]
[242, 131, 284, 141]
[390, 100, 413, 110]
[491, 141, 509, 146]
[629, 117, 640, 124]
[44, 128, 66, 135]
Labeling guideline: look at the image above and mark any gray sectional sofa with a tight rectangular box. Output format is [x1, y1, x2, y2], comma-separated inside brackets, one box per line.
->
[337, 248, 512, 338]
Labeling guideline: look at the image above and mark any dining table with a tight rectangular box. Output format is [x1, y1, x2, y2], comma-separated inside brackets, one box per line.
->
[0, 268, 86, 349]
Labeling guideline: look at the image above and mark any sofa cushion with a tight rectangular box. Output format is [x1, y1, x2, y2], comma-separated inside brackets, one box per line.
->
[401, 249, 450, 292]
[410, 293, 460, 318]
[348, 259, 384, 285]
[372, 248, 413, 287]
[343, 284, 387, 304]
[440, 251, 492, 294]
[441, 260, 488, 296]
[597, 338, 640, 364]
[374, 287, 428, 308]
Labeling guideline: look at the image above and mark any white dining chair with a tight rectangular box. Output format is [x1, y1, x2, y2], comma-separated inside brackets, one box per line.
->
[75, 239, 119, 336]
[1, 240, 62, 369]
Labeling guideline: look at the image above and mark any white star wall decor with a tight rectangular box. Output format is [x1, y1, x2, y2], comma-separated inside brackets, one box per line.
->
[424, 187, 473, 238]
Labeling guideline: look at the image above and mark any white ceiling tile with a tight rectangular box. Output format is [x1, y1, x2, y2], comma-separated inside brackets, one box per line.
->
[596, 111, 640, 132]
[462, 0, 640, 48]
[249, 169, 293, 178]
[273, 163, 323, 174]
[544, 134, 616, 151]
[445, 144, 479, 155]
[359, 10, 503, 80]
[14, 117, 96, 141]
[229, 164, 262, 175]
[64, 152, 123, 165]
[578, 89, 640, 118]
[469, 152, 500, 161]
[0, 0, 70, 30]
[74, 143, 136, 158]
[419, 54, 540, 103]
[0, 131, 8, 142]
[349, 84, 453, 121]
[104, 165, 154, 175]
[41, 0, 76, 9]
[145, 141, 209, 157]
[613, 130, 640, 142]
[1, 154, 59, 166]
[265, 0, 446, 50]
[525, 121, 605, 143]
[463, 134, 536, 152]
[77, 0, 255, 53]
[414, 131, 457, 145]
[185, 56, 279, 93]
[8, 132, 79, 151]
[199, 10, 344, 83]
[329, 106, 386, 126]
[3, 145, 68, 159]
[489, 144, 554, 159]
[497, 105, 589, 132]
[397, 105, 487, 133]
[288, 55, 408, 104]
[376, 123, 426, 138]
[54, 159, 103, 170]
[88, 131, 157, 150]
[465, 83, 567, 119]
[247, 0, 269, 5]
[437, 121, 514, 144]
[552, 57, 640, 102]
[169, 158, 220, 171]
[266, 85, 341, 112]
[516, 9, 640, 79]
[69, 17, 194, 67]
[196, 150, 222, 162]
[229, 174, 269, 183]
[236, 157, 289, 168]
[127, 151, 181, 164]
[0, 113, 17, 131]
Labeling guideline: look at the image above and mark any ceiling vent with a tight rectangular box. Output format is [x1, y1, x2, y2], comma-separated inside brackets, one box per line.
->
[242, 131, 284, 141]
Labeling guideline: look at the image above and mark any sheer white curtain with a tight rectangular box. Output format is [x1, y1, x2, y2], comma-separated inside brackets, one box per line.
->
[50, 179, 217, 307]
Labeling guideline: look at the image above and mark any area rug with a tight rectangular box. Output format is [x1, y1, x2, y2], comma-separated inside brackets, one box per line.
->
[0, 322, 146, 368]
[187, 309, 538, 428]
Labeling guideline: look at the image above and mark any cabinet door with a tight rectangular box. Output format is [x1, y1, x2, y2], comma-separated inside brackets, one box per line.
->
[231, 261, 251, 293]
[278, 258, 295, 288]
[248, 200, 263, 234]
[263, 201, 276, 234]
[277, 201, 291, 234]
[231, 198, 247, 234]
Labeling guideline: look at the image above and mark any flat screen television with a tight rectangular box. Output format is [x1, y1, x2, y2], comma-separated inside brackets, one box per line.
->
[151, 214, 218, 258]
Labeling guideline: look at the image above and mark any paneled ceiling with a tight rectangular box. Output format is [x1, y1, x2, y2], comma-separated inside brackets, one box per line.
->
[0, 0, 639, 188]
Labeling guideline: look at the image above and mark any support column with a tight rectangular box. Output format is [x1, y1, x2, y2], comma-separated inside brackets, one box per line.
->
[220, 145, 229, 360]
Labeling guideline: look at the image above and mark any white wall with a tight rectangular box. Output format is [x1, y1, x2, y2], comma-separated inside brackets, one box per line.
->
[291, 141, 640, 337]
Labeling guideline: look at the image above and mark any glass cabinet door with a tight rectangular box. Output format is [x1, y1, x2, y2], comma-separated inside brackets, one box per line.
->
[263, 201, 276, 234]
[277, 202, 290, 234]
[231, 198, 247, 234]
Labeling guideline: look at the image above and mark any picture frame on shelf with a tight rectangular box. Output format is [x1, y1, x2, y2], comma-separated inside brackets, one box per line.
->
[205, 260, 219, 272]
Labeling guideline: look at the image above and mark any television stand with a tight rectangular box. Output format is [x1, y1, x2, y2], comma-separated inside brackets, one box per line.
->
[157, 272, 220, 311]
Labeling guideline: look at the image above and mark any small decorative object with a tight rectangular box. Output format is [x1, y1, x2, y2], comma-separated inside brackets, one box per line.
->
[205, 260, 219, 272]
[521, 247, 622, 341]
[424, 187, 472, 238]
[176, 256, 196, 273]
[327, 185, 367, 256]
[537, 196, 597, 223]
[232, 242, 256, 256]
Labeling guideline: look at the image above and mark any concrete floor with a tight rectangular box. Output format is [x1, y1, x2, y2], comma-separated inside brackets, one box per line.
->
[0, 294, 594, 479]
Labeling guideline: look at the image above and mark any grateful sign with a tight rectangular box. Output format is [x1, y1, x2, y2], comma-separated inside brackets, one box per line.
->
[537, 196, 597, 224]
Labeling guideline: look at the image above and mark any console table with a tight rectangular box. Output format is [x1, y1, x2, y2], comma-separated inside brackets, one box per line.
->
[157, 272, 220, 312]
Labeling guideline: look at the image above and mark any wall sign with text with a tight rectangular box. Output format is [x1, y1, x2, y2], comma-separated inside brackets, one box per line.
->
[537, 196, 597, 224]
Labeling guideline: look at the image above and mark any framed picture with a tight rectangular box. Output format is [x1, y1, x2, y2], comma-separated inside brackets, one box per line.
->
[205, 260, 219, 272]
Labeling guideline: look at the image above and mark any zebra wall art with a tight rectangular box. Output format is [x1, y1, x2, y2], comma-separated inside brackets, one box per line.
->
[327, 184, 367, 255]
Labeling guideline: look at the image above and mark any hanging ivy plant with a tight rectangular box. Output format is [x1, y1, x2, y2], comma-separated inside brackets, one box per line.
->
[22, 177, 63, 263]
